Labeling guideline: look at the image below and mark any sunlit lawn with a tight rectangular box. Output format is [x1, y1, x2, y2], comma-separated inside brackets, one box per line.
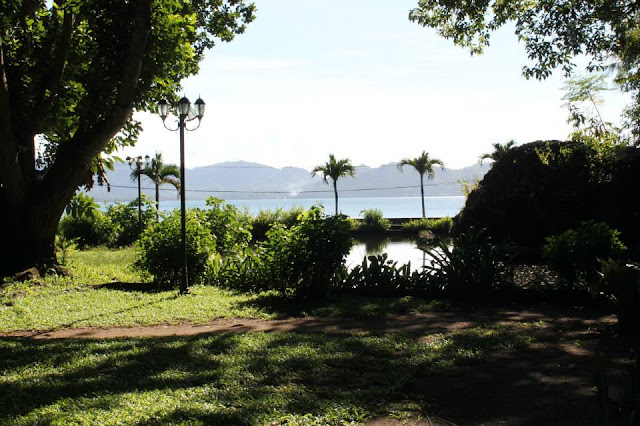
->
[0, 324, 537, 425]
[0, 247, 443, 332]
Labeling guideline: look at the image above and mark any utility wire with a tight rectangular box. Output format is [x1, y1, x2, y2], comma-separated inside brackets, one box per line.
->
[108, 180, 461, 195]
[183, 164, 403, 169]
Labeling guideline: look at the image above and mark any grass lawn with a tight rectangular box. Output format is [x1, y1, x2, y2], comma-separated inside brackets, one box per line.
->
[1, 247, 632, 425]
[0, 247, 442, 332]
[0, 324, 538, 425]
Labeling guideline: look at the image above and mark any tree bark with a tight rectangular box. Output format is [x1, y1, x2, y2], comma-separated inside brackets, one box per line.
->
[0, 0, 153, 277]
[0, 192, 70, 276]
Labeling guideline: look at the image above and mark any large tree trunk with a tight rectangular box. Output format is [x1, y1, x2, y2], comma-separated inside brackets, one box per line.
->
[0, 0, 152, 278]
[0, 189, 72, 276]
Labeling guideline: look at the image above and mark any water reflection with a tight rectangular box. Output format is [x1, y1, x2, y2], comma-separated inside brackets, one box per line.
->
[346, 236, 435, 271]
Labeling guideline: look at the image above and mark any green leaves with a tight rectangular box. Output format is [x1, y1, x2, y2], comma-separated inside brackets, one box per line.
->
[64, 192, 100, 220]
[408, 0, 640, 131]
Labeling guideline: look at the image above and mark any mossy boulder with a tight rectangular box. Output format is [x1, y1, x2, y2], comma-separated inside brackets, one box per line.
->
[455, 140, 640, 260]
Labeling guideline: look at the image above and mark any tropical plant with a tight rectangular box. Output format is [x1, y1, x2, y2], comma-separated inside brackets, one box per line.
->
[425, 227, 511, 299]
[135, 209, 216, 287]
[458, 176, 481, 197]
[340, 254, 427, 297]
[214, 206, 352, 298]
[402, 217, 453, 235]
[312, 154, 356, 215]
[131, 152, 181, 216]
[106, 196, 158, 247]
[58, 212, 114, 249]
[65, 192, 101, 220]
[397, 151, 444, 218]
[250, 206, 305, 240]
[479, 140, 517, 165]
[55, 232, 78, 265]
[204, 197, 252, 257]
[357, 209, 390, 233]
[0, 1, 255, 278]
[543, 221, 627, 290]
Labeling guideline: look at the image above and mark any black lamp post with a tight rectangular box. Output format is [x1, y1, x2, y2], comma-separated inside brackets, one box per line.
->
[158, 96, 205, 295]
[126, 154, 150, 235]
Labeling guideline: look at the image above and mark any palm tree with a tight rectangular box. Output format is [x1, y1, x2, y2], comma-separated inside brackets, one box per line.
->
[130, 152, 181, 216]
[311, 154, 356, 215]
[397, 151, 444, 218]
[479, 140, 517, 165]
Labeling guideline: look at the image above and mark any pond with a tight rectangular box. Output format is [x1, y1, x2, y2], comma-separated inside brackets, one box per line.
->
[346, 236, 437, 271]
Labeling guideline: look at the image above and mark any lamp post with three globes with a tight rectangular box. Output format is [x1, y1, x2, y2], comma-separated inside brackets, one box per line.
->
[157, 96, 205, 295]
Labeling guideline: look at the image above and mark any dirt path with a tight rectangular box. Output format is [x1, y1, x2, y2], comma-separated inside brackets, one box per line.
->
[0, 306, 617, 340]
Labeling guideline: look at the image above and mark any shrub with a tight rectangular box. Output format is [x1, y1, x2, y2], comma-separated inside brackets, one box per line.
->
[280, 206, 306, 228]
[204, 197, 252, 256]
[599, 259, 640, 334]
[425, 227, 511, 299]
[402, 217, 453, 235]
[250, 206, 305, 240]
[58, 212, 114, 248]
[65, 192, 101, 219]
[215, 206, 352, 298]
[543, 221, 626, 288]
[263, 207, 352, 297]
[106, 196, 158, 246]
[340, 253, 428, 297]
[135, 209, 216, 286]
[356, 208, 390, 233]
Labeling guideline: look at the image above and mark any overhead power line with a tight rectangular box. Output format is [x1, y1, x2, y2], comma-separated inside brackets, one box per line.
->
[107, 181, 461, 195]
[180, 164, 404, 169]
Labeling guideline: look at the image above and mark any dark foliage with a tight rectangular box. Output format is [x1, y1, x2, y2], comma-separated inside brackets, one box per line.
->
[456, 141, 640, 260]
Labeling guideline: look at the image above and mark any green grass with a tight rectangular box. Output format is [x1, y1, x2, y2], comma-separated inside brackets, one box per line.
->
[0, 324, 538, 425]
[0, 247, 445, 332]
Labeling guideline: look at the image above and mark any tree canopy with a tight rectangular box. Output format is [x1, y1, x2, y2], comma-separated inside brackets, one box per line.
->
[409, 0, 640, 134]
[479, 141, 517, 165]
[0, 0, 255, 275]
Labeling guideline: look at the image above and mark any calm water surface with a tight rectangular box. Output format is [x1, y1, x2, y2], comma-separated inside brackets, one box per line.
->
[347, 236, 437, 271]
[101, 196, 465, 218]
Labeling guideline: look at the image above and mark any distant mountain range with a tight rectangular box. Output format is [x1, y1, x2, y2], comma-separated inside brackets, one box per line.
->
[86, 161, 488, 202]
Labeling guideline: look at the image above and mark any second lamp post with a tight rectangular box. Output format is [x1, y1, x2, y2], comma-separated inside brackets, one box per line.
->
[157, 96, 205, 295]
[126, 154, 150, 235]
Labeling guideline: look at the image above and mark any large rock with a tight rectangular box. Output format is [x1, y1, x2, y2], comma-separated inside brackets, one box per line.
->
[455, 140, 640, 259]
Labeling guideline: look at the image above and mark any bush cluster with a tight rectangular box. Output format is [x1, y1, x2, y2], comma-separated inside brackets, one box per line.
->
[250, 206, 305, 240]
[354, 208, 390, 233]
[135, 209, 216, 286]
[135, 198, 251, 287]
[543, 221, 627, 288]
[58, 196, 158, 248]
[213, 207, 352, 298]
[340, 228, 511, 299]
[402, 217, 453, 235]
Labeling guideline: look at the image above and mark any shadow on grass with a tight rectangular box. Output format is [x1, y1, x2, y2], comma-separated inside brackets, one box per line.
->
[0, 320, 633, 425]
[233, 291, 449, 319]
[91, 281, 175, 293]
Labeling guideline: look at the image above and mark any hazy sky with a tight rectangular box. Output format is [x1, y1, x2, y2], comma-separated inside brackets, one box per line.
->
[120, 0, 631, 170]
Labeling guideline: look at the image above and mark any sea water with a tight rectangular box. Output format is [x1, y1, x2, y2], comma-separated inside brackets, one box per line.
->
[101, 196, 466, 219]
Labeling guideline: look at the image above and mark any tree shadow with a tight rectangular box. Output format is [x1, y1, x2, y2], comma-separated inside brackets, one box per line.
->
[234, 291, 449, 319]
[0, 318, 635, 425]
[91, 281, 175, 293]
